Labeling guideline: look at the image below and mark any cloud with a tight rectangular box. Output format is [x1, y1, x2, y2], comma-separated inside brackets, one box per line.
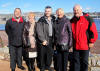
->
[1, 3, 12, 8]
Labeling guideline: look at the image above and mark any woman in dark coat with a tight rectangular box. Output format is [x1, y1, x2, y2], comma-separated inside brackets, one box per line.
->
[54, 8, 72, 71]
[23, 12, 36, 71]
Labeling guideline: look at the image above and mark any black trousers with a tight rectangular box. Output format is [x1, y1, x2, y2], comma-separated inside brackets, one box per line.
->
[9, 45, 22, 69]
[37, 38, 53, 70]
[54, 49, 69, 71]
[25, 58, 35, 71]
[73, 49, 89, 71]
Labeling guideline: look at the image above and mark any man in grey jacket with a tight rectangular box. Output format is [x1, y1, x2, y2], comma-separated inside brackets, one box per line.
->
[36, 6, 55, 71]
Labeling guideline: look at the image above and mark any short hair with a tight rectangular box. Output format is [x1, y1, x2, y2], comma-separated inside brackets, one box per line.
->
[56, 8, 64, 14]
[56, 8, 64, 12]
[45, 6, 52, 9]
[14, 8, 21, 13]
[28, 12, 35, 17]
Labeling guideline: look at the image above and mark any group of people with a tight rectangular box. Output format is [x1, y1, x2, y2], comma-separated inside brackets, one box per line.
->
[5, 4, 98, 71]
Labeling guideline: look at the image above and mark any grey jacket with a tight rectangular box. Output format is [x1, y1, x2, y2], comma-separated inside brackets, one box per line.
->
[36, 15, 55, 44]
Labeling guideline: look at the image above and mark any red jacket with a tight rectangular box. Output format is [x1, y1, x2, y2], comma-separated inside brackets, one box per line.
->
[70, 13, 98, 50]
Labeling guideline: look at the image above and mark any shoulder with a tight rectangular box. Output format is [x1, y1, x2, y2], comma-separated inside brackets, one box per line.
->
[63, 16, 70, 24]
[7, 18, 12, 22]
[51, 15, 56, 20]
[24, 21, 30, 27]
[70, 16, 76, 23]
[65, 17, 70, 21]
[83, 13, 94, 23]
[6, 18, 12, 25]
[38, 16, 45, 23]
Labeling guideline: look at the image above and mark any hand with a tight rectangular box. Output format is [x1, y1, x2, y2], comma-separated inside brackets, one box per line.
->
[89, 43, 94, 48]
[42, 40, 47, 45]
[69, 47, 73, 52]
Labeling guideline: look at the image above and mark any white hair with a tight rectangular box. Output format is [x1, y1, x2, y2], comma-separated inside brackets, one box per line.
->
[73, 4, 83, 10]
[56, 8, 64, 13]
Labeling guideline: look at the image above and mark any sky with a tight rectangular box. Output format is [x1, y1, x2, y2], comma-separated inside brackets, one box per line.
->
[0, 0, 100, 14]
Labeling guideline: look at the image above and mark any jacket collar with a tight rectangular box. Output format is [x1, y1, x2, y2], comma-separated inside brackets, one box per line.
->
[12, 17, 23, 23]
[57, 15, 66, 20]
[39, 15, 55, 22]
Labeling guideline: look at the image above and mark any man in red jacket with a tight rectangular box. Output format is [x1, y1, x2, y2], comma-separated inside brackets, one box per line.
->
[70, 4, 98, 71]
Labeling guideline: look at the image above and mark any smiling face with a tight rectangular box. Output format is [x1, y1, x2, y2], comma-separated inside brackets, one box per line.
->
[14, 8, 21, 18]
[56, 8, 64, 18]
[28, 12, 35, 23]
[45, 8, 52, 17]
[73, 5, 83, 17]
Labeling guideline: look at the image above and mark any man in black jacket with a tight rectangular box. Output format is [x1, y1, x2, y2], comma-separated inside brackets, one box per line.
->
[5, 8, 26, 71]
[36, 6, 55, 71]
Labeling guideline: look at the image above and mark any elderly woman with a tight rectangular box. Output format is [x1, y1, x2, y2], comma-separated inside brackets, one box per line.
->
[23, 12, 36, 71]
[54, 8, 72, 71]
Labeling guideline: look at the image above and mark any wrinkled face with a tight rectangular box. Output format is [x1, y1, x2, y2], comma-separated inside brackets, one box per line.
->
[45, 8, 52, 17]
[73, 6, 83, 17]
[14, 9, 21, 18]
[28, 14, 35, 23]
[56, 9, 64, 18]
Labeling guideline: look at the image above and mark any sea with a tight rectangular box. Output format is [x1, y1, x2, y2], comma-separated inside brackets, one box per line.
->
[0, 18, 100, 40]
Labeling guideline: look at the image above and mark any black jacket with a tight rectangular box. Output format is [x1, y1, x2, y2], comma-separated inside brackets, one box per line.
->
[5, 17, 25, 46]
[54, 15, 72, 47]
[36, 15, 55, 44]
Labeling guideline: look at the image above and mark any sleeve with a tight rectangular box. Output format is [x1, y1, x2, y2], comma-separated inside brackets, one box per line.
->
[34, 23, 37, 38]
[22, 24, 27, 46]
[36, 22, 45, 42]
[67, 20, 73, 47]
[53, 22, 56, 45]
[5, 20, 10, 36]
[88, 17, 98, 43]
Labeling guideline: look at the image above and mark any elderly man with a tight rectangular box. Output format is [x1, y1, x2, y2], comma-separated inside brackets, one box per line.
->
[70, 4, 98, 71]
[5, 8, 26, 71]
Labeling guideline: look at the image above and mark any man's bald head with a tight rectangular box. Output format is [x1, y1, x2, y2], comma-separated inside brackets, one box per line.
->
[73, 4, 82, 10]
[73, 4, 83, 17]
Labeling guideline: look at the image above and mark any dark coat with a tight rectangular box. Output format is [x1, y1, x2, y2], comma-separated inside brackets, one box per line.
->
[5, 17, 25, 46]
[54, 15, 72, 47]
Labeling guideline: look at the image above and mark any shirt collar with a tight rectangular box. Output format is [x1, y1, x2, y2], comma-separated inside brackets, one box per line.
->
[12, 17, 23, 23]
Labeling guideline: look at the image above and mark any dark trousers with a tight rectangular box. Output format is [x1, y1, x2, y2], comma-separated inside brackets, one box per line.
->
[73, 49, 89, 71]
[9, 45, 22, 69]
[37, 38, 53, 70]
[40, 45, 53, 70]
[22, 48, 35, 71]
[54, 49, 69, 71]
[25, 58, 35, 71]
[68, 52, 74, 71]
